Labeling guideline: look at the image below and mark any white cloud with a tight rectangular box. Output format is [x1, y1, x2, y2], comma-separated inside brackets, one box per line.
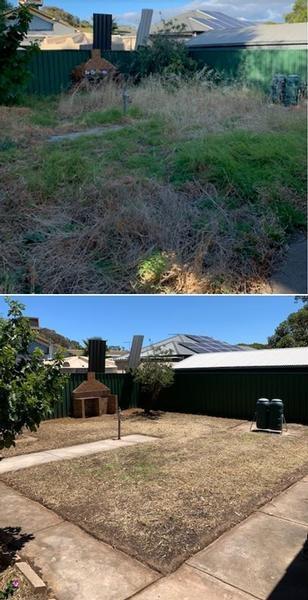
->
[116, 1, 294, 25]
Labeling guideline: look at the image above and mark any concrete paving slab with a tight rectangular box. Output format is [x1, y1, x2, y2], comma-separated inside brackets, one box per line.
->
[0, 482, 63, 532]
[48, 124, 124, 143]
[131, 565, 254, 599]
[187, 512, 308, 599]
[0, 451, 62, 474]
[260, 482, 308, 526]
[269, 235, 307, 294]
[21, 520, 159, 600]
[0, 435, 158, 473]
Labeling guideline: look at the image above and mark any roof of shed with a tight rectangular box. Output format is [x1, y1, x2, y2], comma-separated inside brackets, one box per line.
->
[174, 347, 308, 369]
[187, 22, 307, 47]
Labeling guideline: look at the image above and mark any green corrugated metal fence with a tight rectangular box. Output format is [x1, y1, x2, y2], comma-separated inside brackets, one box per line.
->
[25, 50, 137, 95]
[24, 47, 307, 97]
[49, 372, 139, 419]
[157, 368, 308, 424]
[189, 48, 307, 91]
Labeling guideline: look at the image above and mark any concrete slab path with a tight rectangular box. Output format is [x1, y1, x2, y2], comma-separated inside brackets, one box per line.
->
[269, 235, 307, 294]
[0, 434, 157, 474]
[0, 482, 160, 600]
[48, 124, 124, 143]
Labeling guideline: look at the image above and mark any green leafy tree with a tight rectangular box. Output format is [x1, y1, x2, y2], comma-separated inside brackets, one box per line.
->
[268, 304, 308, 348]
[0, 4, 38, 105]
[133, 348, 174, 414]
[44, 6, 92, 29]
[0, 299, 66, 450]
[285, 0, 307, 22]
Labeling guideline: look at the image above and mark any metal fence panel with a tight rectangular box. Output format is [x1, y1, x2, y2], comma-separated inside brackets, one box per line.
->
[156, 369, 308, 424]
[25, 50, 137, 95]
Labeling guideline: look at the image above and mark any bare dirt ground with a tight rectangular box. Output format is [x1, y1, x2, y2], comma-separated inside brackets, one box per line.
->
[2, 413, 307, 574]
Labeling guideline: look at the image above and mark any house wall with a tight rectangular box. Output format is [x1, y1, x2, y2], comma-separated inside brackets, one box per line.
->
[157, 368, 308, 424]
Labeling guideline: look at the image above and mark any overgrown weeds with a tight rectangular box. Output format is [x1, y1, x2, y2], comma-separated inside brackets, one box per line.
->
[0, 78, 306, 293]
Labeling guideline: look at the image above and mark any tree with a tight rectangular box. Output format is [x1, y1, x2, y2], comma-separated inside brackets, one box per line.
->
[130, 30, 197, 80]
[268, 304, 308, 348]
[43, 6, 92, 29]
[0, 4, 38, 105]
[133, 349, 174, 414]
[285, 0, 307, 22]
[0, 299, 66, 450]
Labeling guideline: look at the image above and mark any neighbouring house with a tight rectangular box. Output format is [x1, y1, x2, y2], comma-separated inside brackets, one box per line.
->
[116, 334, 249, 369]
[6, 2, 86, 48]
[27, 317, 53, 359]
[152, 9, 254, 40]
[44, 354, 122, 374]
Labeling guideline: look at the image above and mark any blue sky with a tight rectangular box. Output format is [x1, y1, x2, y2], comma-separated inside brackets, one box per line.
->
[22, 1, 293, 24]
[0, 296, 299, 348]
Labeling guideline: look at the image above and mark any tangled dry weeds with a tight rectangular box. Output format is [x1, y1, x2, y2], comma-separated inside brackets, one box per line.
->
[0, 80, 306, 293]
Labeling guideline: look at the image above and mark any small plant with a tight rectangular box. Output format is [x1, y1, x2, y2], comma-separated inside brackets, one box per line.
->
[0, 579, 19, 599]
[138, 252, 168, 285]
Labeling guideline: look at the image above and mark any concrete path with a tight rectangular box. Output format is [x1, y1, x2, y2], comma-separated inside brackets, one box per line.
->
[0, 434, 157, 474]
[269, 235, 307, 294]
[48, 124, 124, 143]
[0, 482, 160, 600]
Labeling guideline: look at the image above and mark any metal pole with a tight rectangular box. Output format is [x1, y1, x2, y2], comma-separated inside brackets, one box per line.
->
[117, 406, 121, 440]
[123, 87, 130, 115]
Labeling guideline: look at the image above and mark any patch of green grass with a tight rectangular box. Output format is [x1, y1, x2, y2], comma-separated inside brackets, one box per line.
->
[25, 143, 98, 196]
[138, 251, 168, 285]
[30, 112, 58, 127]
[172, 130, 306, 200]
[80, 107, 123, 127]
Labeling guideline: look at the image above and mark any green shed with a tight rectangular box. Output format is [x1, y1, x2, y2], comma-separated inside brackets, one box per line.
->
[159, 347, 308, 423]
[187, 23, 307, 90]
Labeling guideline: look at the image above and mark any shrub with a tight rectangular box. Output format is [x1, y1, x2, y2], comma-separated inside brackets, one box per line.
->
[0, 4, 38, 105]
[130, 34, 197, 80]
[0, 298, 66, 449]
[133, 348, 174, 414]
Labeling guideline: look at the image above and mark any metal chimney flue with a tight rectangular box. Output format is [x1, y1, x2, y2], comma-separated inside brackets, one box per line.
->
[88, 338, 106, 374]
[93, 13, 112, 52]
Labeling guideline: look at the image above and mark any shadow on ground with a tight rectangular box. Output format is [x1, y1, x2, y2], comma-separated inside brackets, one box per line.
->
[0, 526, 34, 571]
[267, 537, 308, 599]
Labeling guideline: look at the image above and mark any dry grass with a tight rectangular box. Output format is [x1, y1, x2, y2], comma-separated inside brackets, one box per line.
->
[58, 80, 123, 117]
[0, 80, 306, 293]
[2, 414, 308, 573]
[1, 411, 243, 457]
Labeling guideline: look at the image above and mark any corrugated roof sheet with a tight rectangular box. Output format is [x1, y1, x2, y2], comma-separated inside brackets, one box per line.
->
[174, 347, 308, 369]
[187, 22, 307, 47]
